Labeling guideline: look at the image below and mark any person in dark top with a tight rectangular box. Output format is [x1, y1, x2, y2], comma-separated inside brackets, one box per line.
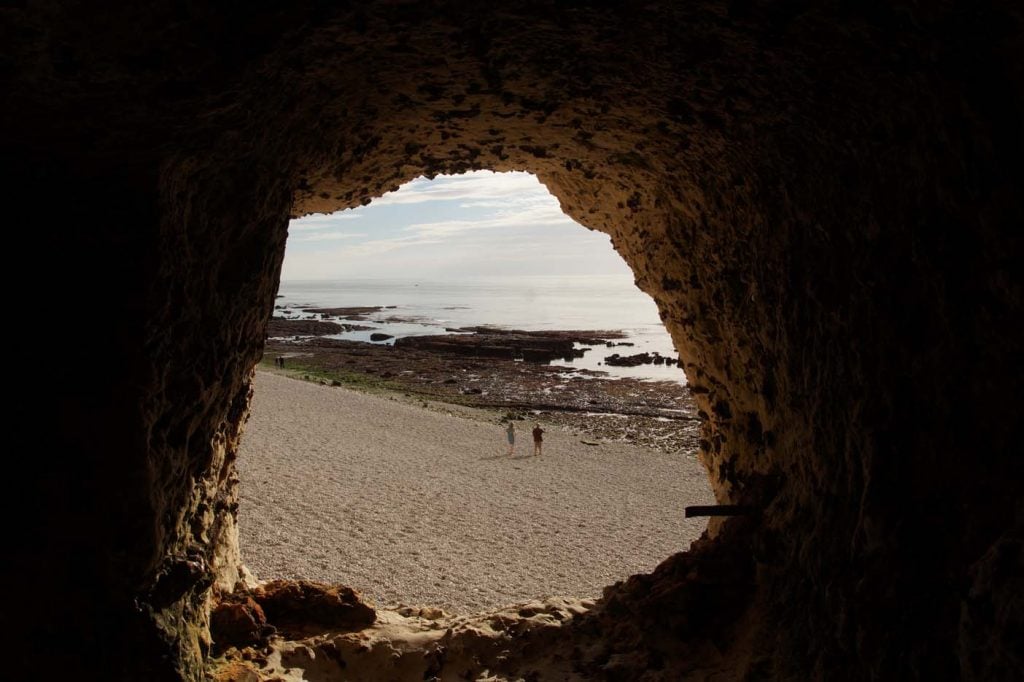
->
[506, 421, 516, 456]
[532, 423, 545, 457]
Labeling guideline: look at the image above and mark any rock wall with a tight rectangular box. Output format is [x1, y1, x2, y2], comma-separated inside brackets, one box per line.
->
[4, 2, 1022, 680]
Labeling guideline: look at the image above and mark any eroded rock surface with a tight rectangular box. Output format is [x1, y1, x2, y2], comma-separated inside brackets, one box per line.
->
[252, 581, 377, 640]
[210, 595, 271, 653]
[211, 528, 754, 681]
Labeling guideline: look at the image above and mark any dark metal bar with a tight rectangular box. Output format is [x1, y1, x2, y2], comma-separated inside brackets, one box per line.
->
[684, 504, 755, 518]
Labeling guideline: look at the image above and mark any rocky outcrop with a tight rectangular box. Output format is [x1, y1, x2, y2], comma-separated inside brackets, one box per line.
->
[209, 580, 377, 657]
[265, 318, 344, 337]
[262, 337, 701, 450]
[604, 351, 680, 367]
[210, 595, 271, 653]
[211, 597, 598, 681]
[252, 581, 376, 639]
[212, 527, 755, 680]
[5, 1, 1022, 680]
[395, 329, 619, 362]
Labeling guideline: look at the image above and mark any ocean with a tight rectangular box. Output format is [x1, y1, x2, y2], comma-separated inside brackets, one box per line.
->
[274, 275, 687, 384]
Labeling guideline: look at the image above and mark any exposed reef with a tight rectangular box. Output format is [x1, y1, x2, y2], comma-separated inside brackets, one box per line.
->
[395, 328, 623, 363]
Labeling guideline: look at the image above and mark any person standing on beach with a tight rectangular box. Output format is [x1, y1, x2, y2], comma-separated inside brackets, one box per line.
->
[506, 421, 516, 456]
[532, 423, 545, 456]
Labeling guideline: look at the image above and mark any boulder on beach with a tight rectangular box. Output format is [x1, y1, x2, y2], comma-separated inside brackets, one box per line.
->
[252, 580, 376, 638]
[210, 594, 270, 652]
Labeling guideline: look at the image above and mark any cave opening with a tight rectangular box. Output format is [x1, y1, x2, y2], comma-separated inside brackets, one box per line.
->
[237, 170, 714, 614]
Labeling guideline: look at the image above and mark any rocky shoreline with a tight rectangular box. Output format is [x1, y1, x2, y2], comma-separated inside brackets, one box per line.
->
[263, 318, 701, 454]
[266, 318, 374, 337]
[393, 327, 626, 363]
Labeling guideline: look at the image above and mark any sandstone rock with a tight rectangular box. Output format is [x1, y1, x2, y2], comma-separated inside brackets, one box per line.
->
[210, 595, 269, 652]
[396, 605, 448, 620]
[252, 580, 376, 637]
[209, 661, 261, 682]
[419, 606, 446, 620]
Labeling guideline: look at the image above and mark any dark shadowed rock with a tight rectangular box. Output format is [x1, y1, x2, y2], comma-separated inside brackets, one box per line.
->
[210, 595, 270, 652]
[605, 351, 676, 367]
[396, 329, 616, 362]
[267, 318, 344, 337]
[252, 580, 376, 638]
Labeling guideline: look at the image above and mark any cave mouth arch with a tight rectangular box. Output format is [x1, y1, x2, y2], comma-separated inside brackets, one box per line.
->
[238, 170, 714, 614]
[168, 37, 823, 674]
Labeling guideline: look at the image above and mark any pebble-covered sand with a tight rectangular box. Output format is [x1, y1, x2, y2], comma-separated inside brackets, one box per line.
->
[237, 371, 713, 614]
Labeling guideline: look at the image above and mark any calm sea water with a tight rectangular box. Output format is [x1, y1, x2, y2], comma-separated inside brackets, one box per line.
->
[275, 275, 686, 384]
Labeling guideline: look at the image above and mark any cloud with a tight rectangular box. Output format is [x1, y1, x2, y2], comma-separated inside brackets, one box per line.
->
[290, 231, 368, 243]
[290, 213, 363, 231]
[280, 170, 628, 280]
[402, 202, 574, 238]
[324, 234, 447, 258]
[368, 170, 548, 207]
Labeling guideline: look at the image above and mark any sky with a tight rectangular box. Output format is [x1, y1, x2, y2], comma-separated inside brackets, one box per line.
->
[281, 171, 634, 280]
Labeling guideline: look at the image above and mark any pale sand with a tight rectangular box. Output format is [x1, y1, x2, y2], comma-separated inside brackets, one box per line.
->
[237, 370, 713, 614]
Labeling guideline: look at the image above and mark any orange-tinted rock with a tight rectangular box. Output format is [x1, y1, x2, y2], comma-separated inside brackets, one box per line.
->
[210, 595, 269, 652]
[209, 660, 261, 682]
[253, 580, 376, 638]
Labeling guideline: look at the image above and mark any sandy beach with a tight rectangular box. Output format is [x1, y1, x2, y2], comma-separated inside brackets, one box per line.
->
[238, 370, 712, 614]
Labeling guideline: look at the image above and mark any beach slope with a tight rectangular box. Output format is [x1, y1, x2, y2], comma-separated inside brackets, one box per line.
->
[238, 370, 712, 613]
